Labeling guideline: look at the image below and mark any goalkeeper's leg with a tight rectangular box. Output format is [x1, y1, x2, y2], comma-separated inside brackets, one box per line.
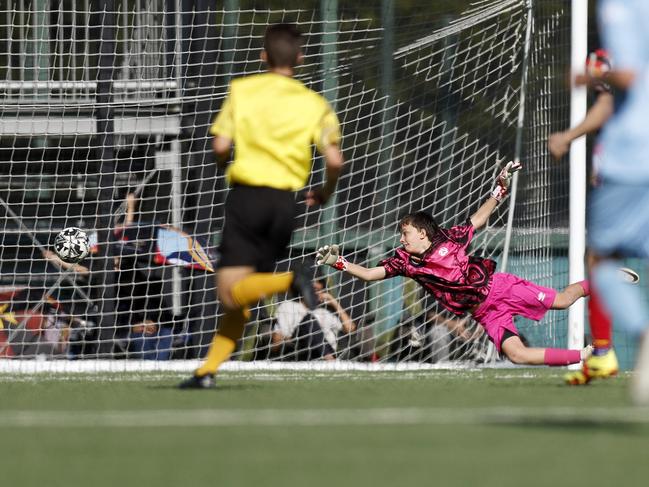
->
[502, 335, 591, 366]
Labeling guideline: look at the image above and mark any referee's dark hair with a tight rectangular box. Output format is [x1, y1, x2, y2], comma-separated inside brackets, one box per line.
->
[264, 23, 303, 68]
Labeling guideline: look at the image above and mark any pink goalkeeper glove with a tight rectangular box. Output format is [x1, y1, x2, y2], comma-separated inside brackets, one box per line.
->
[491, 161, 522, 202]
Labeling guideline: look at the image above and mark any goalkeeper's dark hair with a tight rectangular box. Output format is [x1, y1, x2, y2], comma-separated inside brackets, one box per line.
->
[398, 212, 442, 242]
[264, 23, 303, 68]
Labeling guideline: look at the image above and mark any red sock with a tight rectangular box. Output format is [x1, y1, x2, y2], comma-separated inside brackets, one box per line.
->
[544, 348, 582, 366]
[578, 280, 590, 297]
[589, 289, 612, 350]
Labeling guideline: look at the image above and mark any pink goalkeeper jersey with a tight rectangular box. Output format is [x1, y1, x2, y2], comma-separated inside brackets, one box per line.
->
[379, 223, 496, 316]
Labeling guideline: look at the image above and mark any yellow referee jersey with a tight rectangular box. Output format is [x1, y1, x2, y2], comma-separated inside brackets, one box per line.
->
[209, 72, 341, 191]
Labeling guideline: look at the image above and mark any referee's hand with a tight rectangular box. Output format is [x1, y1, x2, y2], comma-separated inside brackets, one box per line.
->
[304, 186, 332, 207]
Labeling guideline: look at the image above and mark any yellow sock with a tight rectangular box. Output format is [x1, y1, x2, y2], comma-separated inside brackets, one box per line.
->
[196, 307, 250, 376]
[230, 272, 293, 307]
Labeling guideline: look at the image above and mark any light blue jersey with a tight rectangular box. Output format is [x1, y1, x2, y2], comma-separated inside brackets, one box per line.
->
[598, 0, 649, 184]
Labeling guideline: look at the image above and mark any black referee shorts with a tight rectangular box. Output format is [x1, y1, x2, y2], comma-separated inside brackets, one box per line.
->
[218, 185, 297, 272]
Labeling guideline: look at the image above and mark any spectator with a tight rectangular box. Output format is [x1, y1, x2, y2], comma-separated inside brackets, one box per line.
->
[389, 310, 481, 363]
[127, 319, 175, 360]
[272, 278, 356, 361]
[425, 311, 483, 362]
[43, 212, 179, 357]
[336, 313, 377, 361]
[387, 310, 427, 362]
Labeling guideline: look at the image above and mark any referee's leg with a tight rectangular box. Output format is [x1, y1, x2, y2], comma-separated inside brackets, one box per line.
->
[194, 266, 254, 377]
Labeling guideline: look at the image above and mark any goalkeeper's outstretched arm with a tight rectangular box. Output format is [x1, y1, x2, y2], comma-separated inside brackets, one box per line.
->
[316, 245, 386, 281]
[470, 160, 521, 230]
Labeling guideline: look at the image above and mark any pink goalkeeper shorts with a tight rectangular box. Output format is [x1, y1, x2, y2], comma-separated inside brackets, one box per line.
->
[472, 272, 556, 352]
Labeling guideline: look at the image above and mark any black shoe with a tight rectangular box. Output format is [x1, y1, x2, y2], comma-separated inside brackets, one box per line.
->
[178, 373, 215, 389]
[291, 261, 318, 310]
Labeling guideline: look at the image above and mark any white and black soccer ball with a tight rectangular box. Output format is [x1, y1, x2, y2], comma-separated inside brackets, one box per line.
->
[54, 227, 90, 263]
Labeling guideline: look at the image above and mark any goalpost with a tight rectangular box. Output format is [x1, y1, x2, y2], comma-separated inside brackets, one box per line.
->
[567, 0, 588, 357]
[0, 0, 583, 372]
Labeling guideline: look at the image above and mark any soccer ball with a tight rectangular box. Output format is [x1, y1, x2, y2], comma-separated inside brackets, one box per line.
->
[54, 227, 90, 263]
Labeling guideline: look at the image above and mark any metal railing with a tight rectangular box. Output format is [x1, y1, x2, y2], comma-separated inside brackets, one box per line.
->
[0, 0, 178, 104]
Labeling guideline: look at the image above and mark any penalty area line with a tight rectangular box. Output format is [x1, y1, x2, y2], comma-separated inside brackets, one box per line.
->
[2, 407, 649, 428]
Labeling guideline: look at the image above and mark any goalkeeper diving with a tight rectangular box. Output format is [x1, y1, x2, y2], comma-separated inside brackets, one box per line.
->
[317, 162, 600, 366]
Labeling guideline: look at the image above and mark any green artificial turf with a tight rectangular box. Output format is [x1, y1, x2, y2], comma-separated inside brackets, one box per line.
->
[1, 369, 648, 487]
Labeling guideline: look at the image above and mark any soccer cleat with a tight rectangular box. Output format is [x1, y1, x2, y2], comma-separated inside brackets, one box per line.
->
[585, 349, 619, 378]
[178, 373, 215, 389]
[291, 261, 319, 310]
[564, 348, 619, 385]
[619, 267, 640, 284]
[564, 369, 589, 386]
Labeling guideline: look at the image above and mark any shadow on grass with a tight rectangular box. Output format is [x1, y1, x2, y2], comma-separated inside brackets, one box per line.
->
[497, 418, 649, 435]
[146, 382, 265, 392]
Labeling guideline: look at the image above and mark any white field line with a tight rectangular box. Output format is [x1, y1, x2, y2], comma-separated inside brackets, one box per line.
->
[2, 407, 649, 428]
[0, 371, 550, 383]
[0, 359, 481, 374]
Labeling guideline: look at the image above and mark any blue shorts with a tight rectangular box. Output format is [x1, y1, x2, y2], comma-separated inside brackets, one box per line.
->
[588, 181, 649, 258]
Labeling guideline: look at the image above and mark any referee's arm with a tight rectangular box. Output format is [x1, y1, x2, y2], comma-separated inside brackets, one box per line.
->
[305, 144, 344, 207]
[210, 91, 234, 168]
[213, 135, 233, 169]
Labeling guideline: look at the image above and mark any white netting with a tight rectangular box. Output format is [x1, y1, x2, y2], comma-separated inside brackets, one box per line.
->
[0, 0, 576, 369]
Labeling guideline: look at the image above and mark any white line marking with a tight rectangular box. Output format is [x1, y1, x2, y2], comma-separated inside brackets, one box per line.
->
[0, 367, 633, 386]
[2, 407, 649, 428]
[0, 359, 478, 374]
[0, 370, 557, 383]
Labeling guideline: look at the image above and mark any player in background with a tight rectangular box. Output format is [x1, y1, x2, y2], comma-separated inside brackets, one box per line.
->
[548, 49, 637, 385]
[589, 0, 649, 405]
[548, 50, 614, 170]
[316, 163, 598, 367]
[179, 23, 344, 388]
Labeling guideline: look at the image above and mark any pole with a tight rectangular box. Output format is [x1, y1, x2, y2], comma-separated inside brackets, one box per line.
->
[372, 0, 402, 333]
[93, 0, 118, 356]
[501, 0, 533, 272]
[567, 0, 588, 355]
[318, 0, 339, 286]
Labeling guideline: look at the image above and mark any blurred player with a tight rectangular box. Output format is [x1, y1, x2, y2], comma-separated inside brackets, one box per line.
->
[548, 49, 631, 385]
[548, 49, 614, 177]
[589, 0, 649, 404]
[179, 23, 344, 388]
[316, 163, 599, 367]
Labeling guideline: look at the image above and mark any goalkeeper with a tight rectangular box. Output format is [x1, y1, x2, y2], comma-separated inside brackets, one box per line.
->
[316, 162, 595, 366]
[179, 23, 344, 388]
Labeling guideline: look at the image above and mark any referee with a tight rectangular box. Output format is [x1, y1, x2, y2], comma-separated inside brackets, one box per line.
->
[180, 23, 344, 388]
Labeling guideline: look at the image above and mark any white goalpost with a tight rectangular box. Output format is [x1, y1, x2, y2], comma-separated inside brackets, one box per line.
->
[0, 0, 582, 372]
[566, 0, 588, 358]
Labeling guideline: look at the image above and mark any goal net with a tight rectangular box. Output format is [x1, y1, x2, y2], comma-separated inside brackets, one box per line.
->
[0, 0, 583, 371]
